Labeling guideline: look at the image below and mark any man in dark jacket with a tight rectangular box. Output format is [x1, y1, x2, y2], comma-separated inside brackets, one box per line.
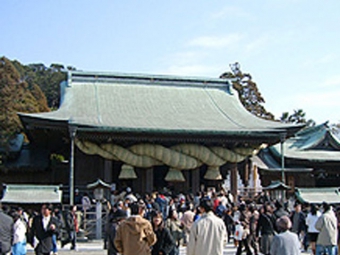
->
[273, 201, 289, 232]
[30, 204, 59, 255]
[107, 209, 127, 255]
[256, 203, 276, 255]
[0, 183, 13, 255]
[290, 202, 306, 239]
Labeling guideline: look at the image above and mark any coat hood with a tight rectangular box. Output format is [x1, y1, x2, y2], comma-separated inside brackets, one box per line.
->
[124, 215, 151, 235]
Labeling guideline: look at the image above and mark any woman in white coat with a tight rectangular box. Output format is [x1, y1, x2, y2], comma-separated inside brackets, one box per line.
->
[12, 211, 27, 255]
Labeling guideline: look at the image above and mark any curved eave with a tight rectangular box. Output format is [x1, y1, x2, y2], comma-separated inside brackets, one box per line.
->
[269, 145, 340, 163]
[19, 113, 302, 145]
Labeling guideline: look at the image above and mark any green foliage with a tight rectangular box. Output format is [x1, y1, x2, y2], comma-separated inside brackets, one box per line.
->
[50, 153, 65, 165]
[220, 62, 275, 120]
[0, 57, 51, 150]
[13, 61, 67, 108]
[280, 109, 315, 127]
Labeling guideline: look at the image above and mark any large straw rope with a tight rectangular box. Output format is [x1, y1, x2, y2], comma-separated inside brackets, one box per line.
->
[75, 138, 256, 169]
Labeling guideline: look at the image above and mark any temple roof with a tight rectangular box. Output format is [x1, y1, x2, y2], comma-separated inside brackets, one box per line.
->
[1, 184, 62, 204]
[295, 187, 340, 204]
[252, 150, 313, 172]
[19, 71, 301, 143]
[270, 122, 340, 161]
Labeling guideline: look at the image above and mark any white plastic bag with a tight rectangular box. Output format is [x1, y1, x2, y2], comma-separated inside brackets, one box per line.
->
[234, 223, 244, 241]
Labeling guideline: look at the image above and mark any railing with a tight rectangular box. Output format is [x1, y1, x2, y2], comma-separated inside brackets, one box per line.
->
[62, 204, 109, 240]
[237, 187, 263, 200]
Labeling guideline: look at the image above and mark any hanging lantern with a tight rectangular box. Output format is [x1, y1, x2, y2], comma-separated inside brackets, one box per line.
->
[204, 166, 222, 180]
[119, 164, 137, 179]
[165, 168, 185, 182]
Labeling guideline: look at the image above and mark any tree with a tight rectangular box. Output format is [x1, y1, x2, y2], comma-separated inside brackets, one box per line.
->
[280, 109, 315, 127]
[0, 57, 49, 150]
[13, 60, 67, 109]
[220, 62, 275, 120]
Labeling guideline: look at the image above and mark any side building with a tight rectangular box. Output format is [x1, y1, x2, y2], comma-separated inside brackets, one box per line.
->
[253, 122, 340, 190]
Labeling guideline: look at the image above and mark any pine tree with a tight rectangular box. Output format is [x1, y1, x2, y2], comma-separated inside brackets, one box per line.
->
[220, 62, 275, 120]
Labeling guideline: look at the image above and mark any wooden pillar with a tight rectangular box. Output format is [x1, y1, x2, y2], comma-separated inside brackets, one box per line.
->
[103, 159, 112, 199]
[243, 161, 249, 198]
[145, 168, 153, 193]
[244, 160, 249, 187]
[230, 163, 238, 203]
[103, 159, 112, 183]
[191, 168, 200, 194]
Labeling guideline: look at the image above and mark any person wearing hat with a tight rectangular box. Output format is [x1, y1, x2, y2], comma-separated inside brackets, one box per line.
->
[107, 209, 127, 255]
[187, 199, 227, 255]
[114, 200, 156, 255]
[270, 216, 300, 255]
[315, 202, 338, 255]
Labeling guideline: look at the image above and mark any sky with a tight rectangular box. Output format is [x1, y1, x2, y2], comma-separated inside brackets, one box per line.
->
[1, 1, 340, 124]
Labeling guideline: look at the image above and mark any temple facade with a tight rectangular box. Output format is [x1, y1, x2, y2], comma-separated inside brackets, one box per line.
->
[2, 71, 302, 202]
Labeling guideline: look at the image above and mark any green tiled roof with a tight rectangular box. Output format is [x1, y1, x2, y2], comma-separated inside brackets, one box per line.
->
[263, 180, 291, 190]
[270, 122, 340, 161]
[295, 187, 340, 204]
[1, 184, 62, 204]
[19, 71, 300, 137]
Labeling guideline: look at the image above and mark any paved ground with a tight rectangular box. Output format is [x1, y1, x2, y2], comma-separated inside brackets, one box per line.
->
[27, 240, 310, 255]
[26, 240, 238, 255]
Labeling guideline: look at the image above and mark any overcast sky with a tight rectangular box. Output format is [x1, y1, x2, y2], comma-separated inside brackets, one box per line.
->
[1, 1, 340, 124]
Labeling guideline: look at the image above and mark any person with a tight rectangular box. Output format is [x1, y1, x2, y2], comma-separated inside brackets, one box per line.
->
[273, 201, 289, 224]
[248, 203, 259, 255]
[180, 204, 195, 246]
[215, 201, 227, 218]
[0, 183, 13, 255]
[74, 189, 82, 205]
[51, 206, 64, 255]
[114, 200, 156, 255]
[336, 207, 340, 254]
[223, 207, 234, 243]
[151, 211, 175, 255]
[315, 202, 338, 255]
[270, 216, 300, 255]
[30, 204, 59, 255]
[290, 202, 306, 242]
[235, 203, 253, 255]
[81, 192, 92, 219]
[187, 199, 227, 255]
[125, 187, 137, 203]
[62, 205, 78, 250]
[11, 211, 27, 255]
[257, 191, 270, 205]
[107, 209, 127, 255]
[155, 192, 167, 219]
[165, 209, 183, 254]
[256, 202, 276, 255]
[306, 204, 321, 255]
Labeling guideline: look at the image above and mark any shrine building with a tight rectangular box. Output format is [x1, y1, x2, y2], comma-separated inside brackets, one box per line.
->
[4, 71, 302, 203]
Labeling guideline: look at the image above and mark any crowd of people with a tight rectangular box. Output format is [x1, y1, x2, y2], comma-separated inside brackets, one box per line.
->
[0, 186, 340, 255]
[106, 187, 340, 255]
[0, 203, 79, 255]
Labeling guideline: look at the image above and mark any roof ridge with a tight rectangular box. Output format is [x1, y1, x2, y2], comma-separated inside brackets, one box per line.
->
[68, 70, 233, 89]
